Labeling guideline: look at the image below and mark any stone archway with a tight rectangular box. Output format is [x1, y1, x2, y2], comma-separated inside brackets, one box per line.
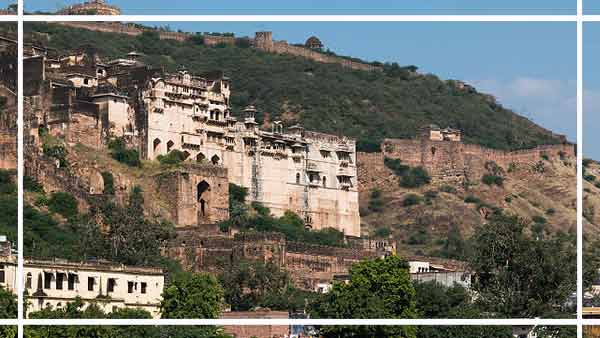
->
[196, 153, 206, 163]
[211, 154, 220, 165]
[197, 180, 210, 217]
[167, 140, 174, 152]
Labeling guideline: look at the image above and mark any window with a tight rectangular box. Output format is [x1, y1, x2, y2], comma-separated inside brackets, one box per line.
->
[88, 277, 95, 291]
[44, 272, 53, 289]
[25, 273, 32, 289]
[0, 264, 4, 284]
[107, 278, 116, 293]
[141, 282, 147, 294]
[296, 173, 300, 184]
[83, 78, 89, 85]
[56, 273, 65, 290]
[68, 274, 76, 290]
[323, 176, 327, 188]
[128, 281, 134, 294]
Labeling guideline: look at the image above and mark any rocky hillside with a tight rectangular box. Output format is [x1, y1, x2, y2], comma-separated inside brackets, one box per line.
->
[584, 159, 600, 235]
[25, 22, 565, 152]
[359, 151, 577, 258]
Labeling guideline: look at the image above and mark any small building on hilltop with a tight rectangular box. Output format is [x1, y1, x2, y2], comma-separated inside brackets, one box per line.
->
[57, 0, 121, 15]
[305, 35, 324, 50]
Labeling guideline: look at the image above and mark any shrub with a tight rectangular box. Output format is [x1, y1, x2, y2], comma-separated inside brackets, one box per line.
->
[368, 189, 385, 212]
[35, 195, 48, 207]
[440, 185, 457, 194]
[403, 193, 422, 207]
[42, 143, 68, 167]
[425, 190, 438, 199]
[400, 167, 431, 188]
[505, 196, 513, 203]
[482, 174, 504, 187]
[47, 191, 78, 219]
[101, 171, 115, 195]
[408, 228, 429, 245]
[384, 157, 409, 176]
[532, 215, 547, 224]
[546, 208, 555, 216]
[374, 227, 391, 238]
[464, 195, 481, 204]
[24, 176, 44, 193]
[585, 174, 597, 182]
[584, 159, 594, 167]
[540, 153, 549, 161]
[108, 138, 141, 167]
[595, 182, 600, 189]
[157, 149, 187, 166]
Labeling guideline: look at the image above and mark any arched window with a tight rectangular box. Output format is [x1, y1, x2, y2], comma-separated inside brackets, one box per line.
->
[197, 181, 210, 216]
[26, 273, 32, 289]
[211, 155, 220, 165]
[322, 176, 327, 188]
[153, 138, 161, 155]
[431, 147, 436, 156]
[296, 173, 300, 184]
[196, 153, 206, 162]
[167, 140, 175, 153]
[182, 151, 190, 160]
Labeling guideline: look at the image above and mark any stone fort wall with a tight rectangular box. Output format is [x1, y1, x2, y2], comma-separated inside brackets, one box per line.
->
[164, 231, 383, 290]
[56, 22, 189, 41]
[254, 31, 382, 72]
[52, 23, 380, 72]
[357, 139, 575, 191]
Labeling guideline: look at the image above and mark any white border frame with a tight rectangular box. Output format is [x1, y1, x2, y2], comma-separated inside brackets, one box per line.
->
[10, 0, 590, 336]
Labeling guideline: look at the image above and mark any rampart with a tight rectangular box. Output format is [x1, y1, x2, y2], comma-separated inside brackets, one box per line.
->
[56, 22, 189, 41]
[50, 23, 381, 72]
[254, 31, 382, 72]
[357, 139, 575, 191]
[164, 231, 388, 290]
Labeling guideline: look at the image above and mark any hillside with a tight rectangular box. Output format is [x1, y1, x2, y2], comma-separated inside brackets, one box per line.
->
[359, 149, 577, 258]
[584, 159, 600, 235]
[24, 22, 565, 152]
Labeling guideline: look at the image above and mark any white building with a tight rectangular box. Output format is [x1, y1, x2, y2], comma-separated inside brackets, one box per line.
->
[0, 238, 165, 318]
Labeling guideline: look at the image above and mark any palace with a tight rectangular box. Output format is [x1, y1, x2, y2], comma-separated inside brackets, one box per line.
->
[24, 48, 361, 236]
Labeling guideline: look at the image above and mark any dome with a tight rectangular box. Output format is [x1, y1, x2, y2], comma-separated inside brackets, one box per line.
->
[305, 36, 323, 49]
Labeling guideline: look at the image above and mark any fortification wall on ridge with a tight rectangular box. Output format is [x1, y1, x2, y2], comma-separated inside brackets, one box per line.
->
[359, 139, 574, 191]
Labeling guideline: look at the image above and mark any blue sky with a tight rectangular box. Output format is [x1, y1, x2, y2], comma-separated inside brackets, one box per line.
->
[585, 23, 600, 159]
[26, 0, 575, 14]
[133, 22, 576, 144]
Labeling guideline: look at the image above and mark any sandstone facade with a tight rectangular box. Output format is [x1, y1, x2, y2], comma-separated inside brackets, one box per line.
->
[0, 35, 16, 170]
[24, 47, 361, 236]
[165, 231, 399, 291]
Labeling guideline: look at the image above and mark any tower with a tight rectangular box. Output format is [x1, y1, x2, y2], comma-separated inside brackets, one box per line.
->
[254, 31, 274, 51]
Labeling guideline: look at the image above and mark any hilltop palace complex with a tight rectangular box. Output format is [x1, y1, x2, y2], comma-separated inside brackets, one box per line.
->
[24, 47, 361, 237]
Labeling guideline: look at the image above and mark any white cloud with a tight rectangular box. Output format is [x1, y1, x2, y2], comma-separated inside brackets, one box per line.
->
[468, 77, 576, 143]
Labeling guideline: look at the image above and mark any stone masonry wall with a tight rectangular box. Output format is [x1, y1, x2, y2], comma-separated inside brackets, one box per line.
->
[358, 140, 575, 191]
[0, 131, 16, 170]
[164, 231, 382, 291]
[154, 164, 230, 228]
[51, 23, 380, 73]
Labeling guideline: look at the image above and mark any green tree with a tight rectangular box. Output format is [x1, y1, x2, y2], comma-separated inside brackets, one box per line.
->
[219, 259, 312, 312]
[0, 285, 17, 318]
[310, 256, 417, 337]
[469, 214, 576, 317]
[99, 186, 175, 266]
[161, 272, 224, 319]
